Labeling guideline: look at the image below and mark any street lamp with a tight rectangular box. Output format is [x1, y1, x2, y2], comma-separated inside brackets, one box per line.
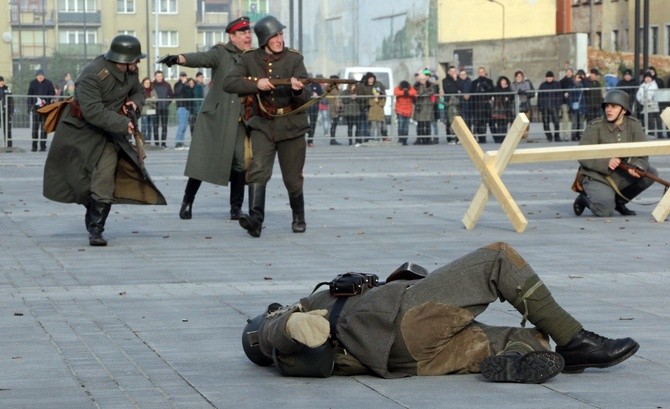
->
[488, 0, 505, 67]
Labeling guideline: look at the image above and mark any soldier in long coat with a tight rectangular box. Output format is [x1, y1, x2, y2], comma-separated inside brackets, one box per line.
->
[43, 35, 166, 246]
[158, 17, 253, 221]
[221, 15, 311, 238]
[243, 242, 639, 383]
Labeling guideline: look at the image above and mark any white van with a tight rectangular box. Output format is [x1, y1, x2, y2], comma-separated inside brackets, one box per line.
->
[342, 66, 394, 123]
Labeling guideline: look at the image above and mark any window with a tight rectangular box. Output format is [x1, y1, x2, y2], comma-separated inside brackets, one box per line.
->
[157, 30, 178, 47]
[651, 26, 658, 55]
[59, 30, 97, 44]
[58, 0, 97, 12]
[117, 0, 135, 13]
[201, 30, 226, 48]
[153, 0, 177, 14]
[666, 25, 670, 55]
[612, 29, 619, 52]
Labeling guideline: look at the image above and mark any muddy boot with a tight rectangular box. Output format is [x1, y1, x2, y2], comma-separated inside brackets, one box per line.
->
[239, 184, 265, 237]
[289, 193, 306, 233]
[88, 200, 111, 246]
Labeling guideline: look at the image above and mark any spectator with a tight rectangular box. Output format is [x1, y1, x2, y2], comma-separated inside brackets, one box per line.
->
[187, 77, 198, 136]
[0, 75, 14, 148]
[366, 74, 386, 141]
[457, 69, 473, 135]
[470, 66, 494, 143]
[140, 77, 157, 145]
[636, 71, 665, 139]
[617, 69, 638, 116]
[394, 80, 417, 146]
[27, 69, 55, 151]
[62, 80, 76, 98]
[490, 75, 514, 143]
[152, 70, 174, 148]
[173, 71, 192, 148]
[306, 75, 323, 147]
[510, 70, 535, 140]
[326, 75, 343, 146]
[583, 68, 604, 122]
[413, 70, 435, 145]
[341, 83, 360, 145]
[442, 66, 460, 144]
[559, 68, 575, 141]
[537, 71, 563, 142]
[568, 72, 586, 141]
[316, 77, 332, 142]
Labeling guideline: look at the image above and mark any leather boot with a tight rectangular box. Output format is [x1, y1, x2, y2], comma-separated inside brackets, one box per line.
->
[480, 350, 564, 384]
[615, 183, 647, 216]
[614, 198, 636, 216]
[84, 202, 92, 232]
[179, 202, 192, 219]
[239, 184, 265, 237]
[556, 329, 639, 373]
[573, 193, 588, 216]
[289, 193, 306, 233]
[229, 170, 246, 220]
[88, 200, 111, 246]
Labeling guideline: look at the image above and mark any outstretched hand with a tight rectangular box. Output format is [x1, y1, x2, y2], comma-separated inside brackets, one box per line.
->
[157, 55, 179, 67]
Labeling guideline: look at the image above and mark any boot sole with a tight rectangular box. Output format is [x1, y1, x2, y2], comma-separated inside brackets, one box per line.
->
[562, 342, 640, 373]
[480, 351, 565, 384]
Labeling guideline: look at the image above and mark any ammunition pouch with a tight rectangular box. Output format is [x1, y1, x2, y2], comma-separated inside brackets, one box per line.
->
[272, 343, 335, 378]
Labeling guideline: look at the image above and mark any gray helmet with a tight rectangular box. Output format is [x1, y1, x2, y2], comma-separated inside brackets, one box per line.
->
[105, 35, 146, 64]
[602, 89, 631, 115]
[242, 303, 283, 366]
[254, 15, 286, 47]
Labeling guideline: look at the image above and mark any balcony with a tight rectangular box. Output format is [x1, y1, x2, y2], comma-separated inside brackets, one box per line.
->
[10, 9, 57, 27]
[196, 11, 229, 28]
[58, 11, 102, 26]
[58, 43, 104, 57]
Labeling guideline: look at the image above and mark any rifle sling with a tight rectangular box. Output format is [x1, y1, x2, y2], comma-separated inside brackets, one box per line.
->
[255, 85, 337, 119]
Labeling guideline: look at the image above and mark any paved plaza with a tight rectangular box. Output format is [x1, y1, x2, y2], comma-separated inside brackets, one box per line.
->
[1, 128, 669, 408]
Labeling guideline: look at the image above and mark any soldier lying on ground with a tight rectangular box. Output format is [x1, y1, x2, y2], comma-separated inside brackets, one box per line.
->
[243, 242, 639, 383]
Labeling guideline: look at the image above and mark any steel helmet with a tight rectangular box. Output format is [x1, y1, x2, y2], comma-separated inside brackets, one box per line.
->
[241, 303, 283, 366]
[254, 15, 286, 47]
[105, 35, 146, 64]
[602, 89, 631, 115]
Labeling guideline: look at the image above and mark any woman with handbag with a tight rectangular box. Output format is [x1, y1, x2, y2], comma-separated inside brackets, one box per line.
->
[490, 76, 513, 143]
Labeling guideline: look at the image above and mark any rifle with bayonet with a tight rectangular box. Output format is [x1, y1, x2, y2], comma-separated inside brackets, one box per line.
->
[618, 161, 670, 189]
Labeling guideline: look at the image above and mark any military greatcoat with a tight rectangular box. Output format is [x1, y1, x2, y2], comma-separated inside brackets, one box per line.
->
[43, 55, 165, 206]
[181, 42, 247, 185]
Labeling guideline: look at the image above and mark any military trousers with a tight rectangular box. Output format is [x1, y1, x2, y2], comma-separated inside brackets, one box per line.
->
[582, 167, 656, 217]
[90, 141, 118, 204]
[247, 131, 305, 197]
[387, 242, 572, 375]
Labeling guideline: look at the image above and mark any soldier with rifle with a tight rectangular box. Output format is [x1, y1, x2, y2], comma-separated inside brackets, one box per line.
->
[43, 35, 166, 246]
[573, 89, 660, 217]
[221, 15, 351, 237]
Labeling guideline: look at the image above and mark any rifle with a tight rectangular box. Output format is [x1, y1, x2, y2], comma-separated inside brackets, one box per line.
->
[128, 109, 146, 168]
[618, 161, 670, 189]
[268, 77, 357, 87]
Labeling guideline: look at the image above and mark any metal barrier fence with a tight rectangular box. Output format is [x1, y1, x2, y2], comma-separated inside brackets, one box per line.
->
[2, 86, 669, 150]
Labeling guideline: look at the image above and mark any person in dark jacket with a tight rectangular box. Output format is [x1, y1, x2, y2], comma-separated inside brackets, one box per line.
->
[27, 69, 55, 151]
[583, 68, 604, 122]
[537, 71, 564, 142]
[0, 76, 14, 148]
[243, 242, 639, 383]
[490, 75, 514, 143]
[442, 66, 460, 144]
[221, 15, 311, 238]
[42, 35, 166, 247]
[616, 69, 638, 116]
[469, 67, 494, 143]
[151, 70, 174, 147]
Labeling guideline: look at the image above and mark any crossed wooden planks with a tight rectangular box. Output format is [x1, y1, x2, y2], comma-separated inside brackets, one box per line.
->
[452, 108, 670, 233]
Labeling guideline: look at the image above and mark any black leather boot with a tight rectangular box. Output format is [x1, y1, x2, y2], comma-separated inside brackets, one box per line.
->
[573, 193, 588, 216]
[615, 183, 647, 216]
[289, 193, 306, 233]
[84, 202, 92, 232]
[480, 351, 564, 384]
[239, 184, 265, 237]
[229, 170, 246, 220]
[88, 200, 111, 246]
[614, 198, 636, 216]
[179, 202, 192, 219]
[556, 329, 639, 373]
